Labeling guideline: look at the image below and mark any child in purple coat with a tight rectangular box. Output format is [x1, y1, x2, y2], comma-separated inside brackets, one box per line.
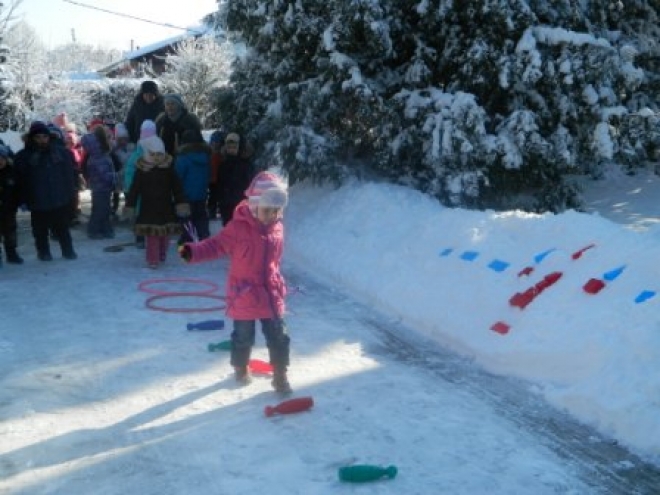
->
[81, 126, 116, 239]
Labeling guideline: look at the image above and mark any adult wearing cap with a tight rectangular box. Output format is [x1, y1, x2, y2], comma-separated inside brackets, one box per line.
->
[14, 121, 78, 261]
[155, 93, 202, 156]
[124, 80, 165, 144]
[216, 132, 256, 225]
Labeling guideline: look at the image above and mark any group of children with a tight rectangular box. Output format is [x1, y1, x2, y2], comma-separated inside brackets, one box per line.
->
[0, 103, 294, 394]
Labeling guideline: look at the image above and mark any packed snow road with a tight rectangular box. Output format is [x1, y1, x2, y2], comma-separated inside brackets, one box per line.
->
[0, 215, 658, 494]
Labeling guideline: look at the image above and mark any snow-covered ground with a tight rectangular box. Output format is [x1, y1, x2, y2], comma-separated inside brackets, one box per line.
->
[1, 128, 660, 493]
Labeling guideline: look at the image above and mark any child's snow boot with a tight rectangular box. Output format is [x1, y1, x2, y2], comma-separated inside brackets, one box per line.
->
[272, 368, 292, 395]
[6, 248, 24, 264]
[234, 366, 252, 385]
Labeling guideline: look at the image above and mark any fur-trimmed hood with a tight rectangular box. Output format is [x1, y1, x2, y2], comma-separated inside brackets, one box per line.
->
[137, 153, 172, 171]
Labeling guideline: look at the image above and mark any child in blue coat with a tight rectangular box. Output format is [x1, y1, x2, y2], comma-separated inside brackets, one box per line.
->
[174, 129, 211, 244]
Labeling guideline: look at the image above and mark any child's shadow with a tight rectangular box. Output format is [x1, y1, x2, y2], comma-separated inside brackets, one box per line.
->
[0, 379, 268, 479]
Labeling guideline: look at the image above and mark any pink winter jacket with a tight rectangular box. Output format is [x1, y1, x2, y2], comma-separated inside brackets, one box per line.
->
[185, 201, 286, 320]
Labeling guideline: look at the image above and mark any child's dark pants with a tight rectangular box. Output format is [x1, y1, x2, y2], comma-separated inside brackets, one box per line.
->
[230, 318, 290, 370]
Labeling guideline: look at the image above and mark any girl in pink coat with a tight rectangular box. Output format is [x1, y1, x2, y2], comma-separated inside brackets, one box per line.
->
[178, 171, 292, 393]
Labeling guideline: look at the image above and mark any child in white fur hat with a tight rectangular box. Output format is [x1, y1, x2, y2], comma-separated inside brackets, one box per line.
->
[123, 136, 189, 268]
[178, 171, 293, 393]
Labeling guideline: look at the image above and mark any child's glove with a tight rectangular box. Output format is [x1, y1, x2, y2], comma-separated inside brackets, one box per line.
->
[178, 244, 192, 262]
[122, 207, 135, 222]
[175, 203, 191, 220]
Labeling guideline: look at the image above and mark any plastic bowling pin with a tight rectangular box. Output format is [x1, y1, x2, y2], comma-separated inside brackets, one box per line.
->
[338, 464, 398, 483]
[264, 396, 314, 417]
[248, 359, 273, 375]
[207, 340, 232, 352]
[187, 319, 225, 331]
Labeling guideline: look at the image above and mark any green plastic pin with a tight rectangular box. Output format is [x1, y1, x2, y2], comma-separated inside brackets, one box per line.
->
[338, 464, 398, 483]
[207, 340, 232, 352]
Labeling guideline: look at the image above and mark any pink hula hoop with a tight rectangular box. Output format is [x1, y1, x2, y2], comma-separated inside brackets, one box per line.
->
[138, 278, 219, 296]
[145, 293, 226, 313]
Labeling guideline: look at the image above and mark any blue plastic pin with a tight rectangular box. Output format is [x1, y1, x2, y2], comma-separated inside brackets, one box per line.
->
[187, 320, 225, 331]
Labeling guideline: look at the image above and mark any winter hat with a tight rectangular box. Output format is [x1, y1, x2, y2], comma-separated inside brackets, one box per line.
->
[140, 119, 157, 139]
[245, 171, 288, 210]
[28, 121, 50, 137]
[139, 135, 166, 155]
[48, 124, 65, 142]
[209, 129, 225, 145]
[163, 93, 185, 109]
[115, 123, 129, 139]
[140, 80, 159, 95]
[87, 117, 104, 131]
[259, 186, 288, 209]
[0, 145, 10, 158]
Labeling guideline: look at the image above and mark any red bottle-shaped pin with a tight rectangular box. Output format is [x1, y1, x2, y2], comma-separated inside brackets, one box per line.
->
[248, 359, 273, 375]
[264, 396, 314, 417]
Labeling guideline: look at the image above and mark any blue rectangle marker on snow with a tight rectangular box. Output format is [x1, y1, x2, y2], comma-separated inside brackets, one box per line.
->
[634, 290, 656, 304]
[533, 248, 555, 264]
[488, 259, 510, 272]
[439, 248, 454, 257]
[603, 265, 625, 282]
[460, 251, 479, 261]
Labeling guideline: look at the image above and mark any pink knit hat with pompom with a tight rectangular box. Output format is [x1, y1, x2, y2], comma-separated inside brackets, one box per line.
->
[245, 171, 288, 211]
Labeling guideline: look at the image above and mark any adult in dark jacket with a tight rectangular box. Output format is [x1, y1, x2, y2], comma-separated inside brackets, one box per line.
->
[216, 132, 256, 226]
[174, 129, 212, 244]
[14, 121, 78, 261]
[124, 80, 165, 144]
[0, 145, 23, 264]
[155, 93, 202, 156]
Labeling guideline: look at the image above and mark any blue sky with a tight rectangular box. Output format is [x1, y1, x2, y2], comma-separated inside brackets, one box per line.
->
[16, 0, 217, 51]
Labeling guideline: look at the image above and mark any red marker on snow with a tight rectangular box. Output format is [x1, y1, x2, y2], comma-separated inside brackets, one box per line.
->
[248, 359, 273, 375]
[264, 396, 314, 417]
[583, 278, 606, 294]
[572, 243, 595, 260]
[490, 321, 510, 335]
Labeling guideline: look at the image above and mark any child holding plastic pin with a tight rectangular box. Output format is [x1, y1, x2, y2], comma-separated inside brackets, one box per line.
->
[178, 171, 292, 393]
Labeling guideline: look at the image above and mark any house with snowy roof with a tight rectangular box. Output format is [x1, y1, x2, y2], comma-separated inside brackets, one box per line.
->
[97, 25, 211, 78]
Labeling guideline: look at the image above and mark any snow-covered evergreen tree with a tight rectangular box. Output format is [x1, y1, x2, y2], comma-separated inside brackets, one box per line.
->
[216, 0, 660, 211]
[158, 35, 234, 126]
